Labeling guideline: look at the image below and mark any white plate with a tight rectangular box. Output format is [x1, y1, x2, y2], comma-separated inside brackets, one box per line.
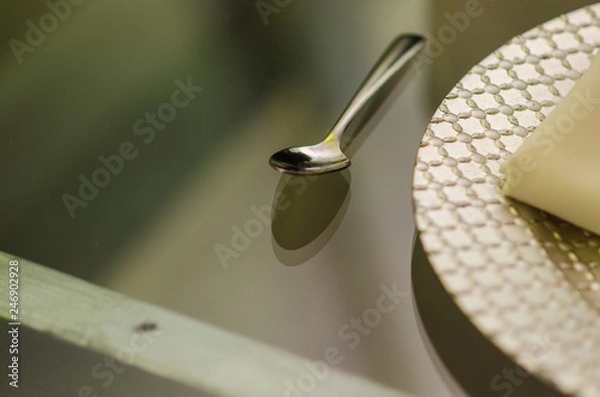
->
[413, 4, 600, 396]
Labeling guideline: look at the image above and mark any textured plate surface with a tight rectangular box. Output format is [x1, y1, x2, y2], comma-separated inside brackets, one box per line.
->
[413, 5, 600, 397]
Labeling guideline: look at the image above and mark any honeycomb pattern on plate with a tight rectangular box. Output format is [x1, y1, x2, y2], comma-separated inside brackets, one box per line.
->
[413, 5, 600, 396]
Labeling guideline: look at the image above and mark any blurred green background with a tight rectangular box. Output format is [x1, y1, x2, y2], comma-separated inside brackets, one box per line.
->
[0, 0, 592, 281]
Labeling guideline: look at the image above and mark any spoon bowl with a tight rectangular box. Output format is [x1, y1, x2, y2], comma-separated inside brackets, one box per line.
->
[269, 141, 349, 175]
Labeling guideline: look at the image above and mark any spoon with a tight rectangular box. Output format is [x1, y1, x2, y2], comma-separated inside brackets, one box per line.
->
[269, 34, 425, 175]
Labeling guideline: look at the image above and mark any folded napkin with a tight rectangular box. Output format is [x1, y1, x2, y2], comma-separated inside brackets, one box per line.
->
[501, 52, 600, 235]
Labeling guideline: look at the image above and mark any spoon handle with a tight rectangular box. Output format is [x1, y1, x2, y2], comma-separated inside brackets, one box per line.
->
[327, 34, 425, 142]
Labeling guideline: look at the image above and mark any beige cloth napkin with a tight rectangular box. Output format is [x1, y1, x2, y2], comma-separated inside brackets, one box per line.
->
[501, 53, 600, 235]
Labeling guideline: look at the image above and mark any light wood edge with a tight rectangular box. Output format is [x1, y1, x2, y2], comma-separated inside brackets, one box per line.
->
[0, 253, 414, 397]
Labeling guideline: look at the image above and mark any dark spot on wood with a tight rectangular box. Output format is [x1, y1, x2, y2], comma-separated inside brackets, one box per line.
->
[135, 322, 157, 333]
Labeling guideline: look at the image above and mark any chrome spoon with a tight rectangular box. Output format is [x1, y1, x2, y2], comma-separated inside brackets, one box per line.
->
[269, 34, 425, 175]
